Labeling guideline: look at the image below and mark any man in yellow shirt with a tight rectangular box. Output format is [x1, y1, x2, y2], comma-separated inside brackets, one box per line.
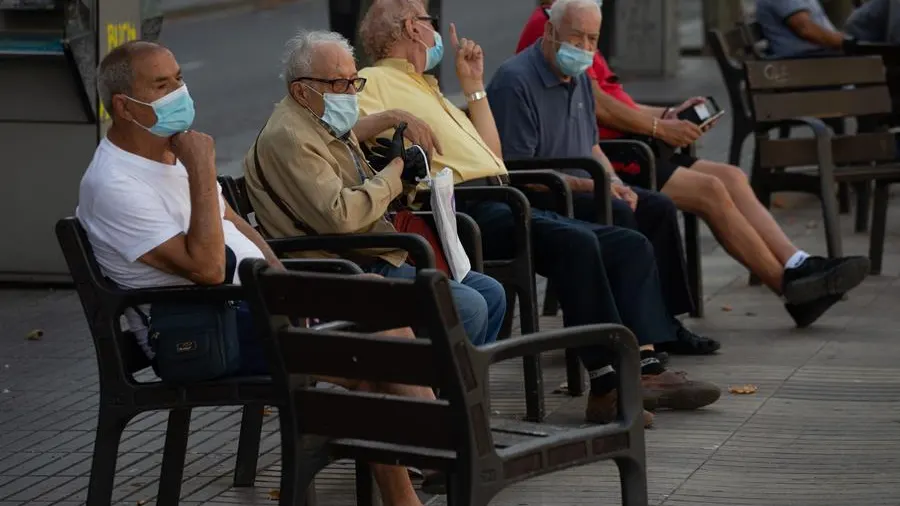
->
[356, 0, 721, 427]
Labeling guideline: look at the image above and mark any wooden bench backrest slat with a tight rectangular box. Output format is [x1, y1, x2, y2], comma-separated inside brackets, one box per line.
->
[745, 57, 886, 90]
[758, 132, 898, 168]
[295, 389, 456, 450]
[277, 329, 440, 386]
[256, 270, 455, 331]
[751, 86, 892, 122]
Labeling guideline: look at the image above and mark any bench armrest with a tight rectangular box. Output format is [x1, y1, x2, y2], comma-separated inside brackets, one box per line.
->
[482, 324, 637, 365]
[420, 185, 532, 263]
[282, 258, 364, 275]
[504, 157, 611, 224]
[507, 169, 574, 218]
[412, 211, 484, 272]
[118, 284, 246, 308]
[266, 232, 436, 270]
[598, 139, 658, 190]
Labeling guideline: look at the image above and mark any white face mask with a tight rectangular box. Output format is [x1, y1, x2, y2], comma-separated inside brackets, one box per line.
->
[303, 84, 360, 137]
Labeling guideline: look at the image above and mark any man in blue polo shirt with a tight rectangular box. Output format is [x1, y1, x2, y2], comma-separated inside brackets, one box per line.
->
[487, 0, 717, 354]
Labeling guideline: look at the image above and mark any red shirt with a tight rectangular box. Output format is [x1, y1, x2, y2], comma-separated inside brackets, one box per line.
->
[515, 5, 642, 173]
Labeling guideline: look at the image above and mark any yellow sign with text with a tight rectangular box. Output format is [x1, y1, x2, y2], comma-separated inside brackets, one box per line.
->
[98, 22, 138, 123]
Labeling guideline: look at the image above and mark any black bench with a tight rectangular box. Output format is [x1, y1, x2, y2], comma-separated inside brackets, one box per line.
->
[55, 216, 439, 505]
[745, 55, 900, 273]
[240, 260, 649, 506]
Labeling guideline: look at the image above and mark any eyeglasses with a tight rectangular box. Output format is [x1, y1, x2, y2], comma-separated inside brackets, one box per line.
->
[416, 15, 439, 30]
[293, 77, 367, 93]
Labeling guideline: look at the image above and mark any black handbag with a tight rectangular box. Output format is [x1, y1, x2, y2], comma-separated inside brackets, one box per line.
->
[139, 246, 242, 383]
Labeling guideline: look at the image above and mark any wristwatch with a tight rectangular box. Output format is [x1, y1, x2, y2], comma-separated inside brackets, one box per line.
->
[466, 90, 487, 103]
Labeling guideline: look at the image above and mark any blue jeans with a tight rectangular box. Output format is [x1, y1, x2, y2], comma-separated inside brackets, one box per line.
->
[366, 261, 506, 346]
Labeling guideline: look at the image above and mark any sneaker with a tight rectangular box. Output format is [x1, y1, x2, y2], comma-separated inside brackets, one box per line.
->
[585, 389, 655, 427]
[785, 293, 844, 328]
[655, 321, 721, 356]
[642, 370, 721, 411]
[655, 351, 670, 368]
[782, 256, 869, 305]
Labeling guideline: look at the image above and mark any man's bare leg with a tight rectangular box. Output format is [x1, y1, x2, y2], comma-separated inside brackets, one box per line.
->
[319, 326, 430, 506]
[661, 167, 785, 291]
[691, 160, 799, 264]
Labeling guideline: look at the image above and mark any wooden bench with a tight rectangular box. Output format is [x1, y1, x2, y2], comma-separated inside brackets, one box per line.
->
[55, 216, 440, 505]
[745, 55, 900, 273]
[239, 261, 649, 506]
[220, 169, 588, 423]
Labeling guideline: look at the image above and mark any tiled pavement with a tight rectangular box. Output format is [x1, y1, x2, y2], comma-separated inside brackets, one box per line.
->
[3, 57, 900, 505]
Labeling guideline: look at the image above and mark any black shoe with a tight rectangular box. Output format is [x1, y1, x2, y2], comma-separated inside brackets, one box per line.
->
[655, 351, 670, 368]
[785, 293, 843, 328]
[656, 321, 721, 356]
[782, 256, 869, 305]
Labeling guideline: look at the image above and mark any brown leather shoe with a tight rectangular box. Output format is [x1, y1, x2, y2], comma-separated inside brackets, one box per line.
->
[585, 389, 654, 427]
[642, 370, 721, 411]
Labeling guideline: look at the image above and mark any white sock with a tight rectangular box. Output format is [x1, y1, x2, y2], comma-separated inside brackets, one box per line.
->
[785, 250, 811, 270]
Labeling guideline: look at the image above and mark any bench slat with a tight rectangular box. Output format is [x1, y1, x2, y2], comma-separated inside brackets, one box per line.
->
[758, 132, 897, 168]
[752, 87, 892, 122]
[294, 388, 456, 450]
[277, 329, 440, 386]
[745, 57, 885, 89]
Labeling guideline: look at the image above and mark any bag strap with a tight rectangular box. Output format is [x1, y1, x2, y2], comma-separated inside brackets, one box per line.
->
[253, 127, 320, 236]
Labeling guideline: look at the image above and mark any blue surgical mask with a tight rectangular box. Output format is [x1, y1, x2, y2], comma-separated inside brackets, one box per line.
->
[555, 42, 594, 77]
[304, 85, 360, 137]
[127, 85, 195, 137]
[425, 32, 444, 71]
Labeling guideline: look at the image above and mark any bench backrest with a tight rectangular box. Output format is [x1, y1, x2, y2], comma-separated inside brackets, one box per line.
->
[745, 56, 897, 167]
[55, 218, 152, 385]
[708, 25, 758, 120]
[240, 259, 493, 466]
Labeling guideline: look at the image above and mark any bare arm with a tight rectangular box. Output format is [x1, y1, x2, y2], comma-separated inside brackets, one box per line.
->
[224, 204, 283, 270]
[139, 133, 225, 285]
[786, 10, 845, 49]
[591, 79, 657, 136]
[352, 110, 404, 143]
[467, 94, 503, 158]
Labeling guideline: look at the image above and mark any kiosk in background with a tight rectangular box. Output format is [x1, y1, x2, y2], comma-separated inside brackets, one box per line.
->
[0, 0, 160, 282]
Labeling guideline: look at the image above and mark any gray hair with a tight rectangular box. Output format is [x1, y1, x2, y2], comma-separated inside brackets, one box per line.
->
[97, 40, 163, 114]
[548, 0, 601, 27]
[282, 30, 355, 86]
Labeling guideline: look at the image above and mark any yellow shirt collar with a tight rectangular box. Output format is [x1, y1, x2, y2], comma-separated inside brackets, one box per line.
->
[373, 58, 441, 91]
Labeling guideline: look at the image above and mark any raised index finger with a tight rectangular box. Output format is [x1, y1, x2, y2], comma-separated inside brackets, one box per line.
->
[449, 22, 460, 49]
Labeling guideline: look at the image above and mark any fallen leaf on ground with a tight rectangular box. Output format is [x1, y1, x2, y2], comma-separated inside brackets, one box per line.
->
[136, 500, 148, 505]
[25, 329, 43, 341]
[263, 407, 273, 416]
[721, 305, 733, 312]
[268, 490, 281, 500]
[729, 384, 758, 395]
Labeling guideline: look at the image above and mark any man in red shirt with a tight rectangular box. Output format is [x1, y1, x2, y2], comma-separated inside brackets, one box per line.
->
[516, 1, 870, 329]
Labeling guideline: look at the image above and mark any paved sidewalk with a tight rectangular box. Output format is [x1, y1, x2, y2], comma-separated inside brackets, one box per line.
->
[2, 55, 900, 505]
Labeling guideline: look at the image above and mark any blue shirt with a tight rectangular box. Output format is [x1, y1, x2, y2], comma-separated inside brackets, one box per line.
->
[756, 0, 838, 59]
[486, 40, 598, 178]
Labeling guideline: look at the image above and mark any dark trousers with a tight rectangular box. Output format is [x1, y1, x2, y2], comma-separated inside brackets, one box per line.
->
[460, 200, 676, 372]
[570, 188, 695, 317]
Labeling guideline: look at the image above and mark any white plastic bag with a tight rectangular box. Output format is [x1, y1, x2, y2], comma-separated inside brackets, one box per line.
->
[427, 167, 471, 282]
